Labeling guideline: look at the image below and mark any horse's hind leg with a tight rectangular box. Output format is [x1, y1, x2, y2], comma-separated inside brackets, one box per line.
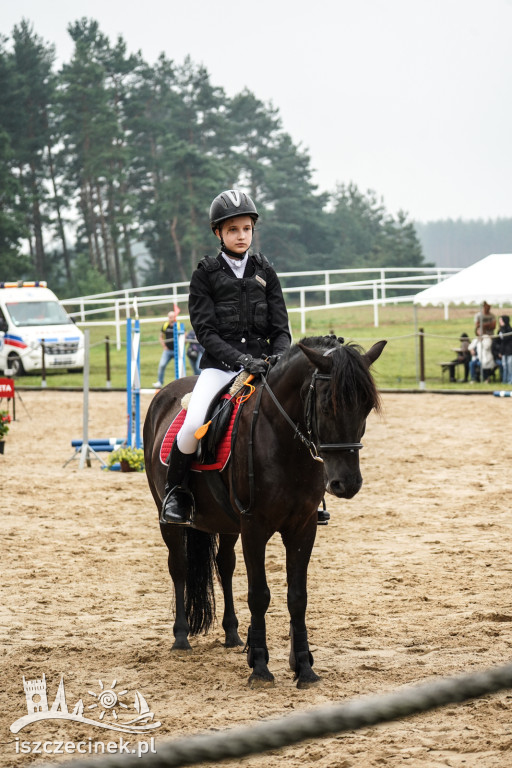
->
[282, 519, 321, 688]
[217, 534, 243, 647]
[161, 526, 191, 651]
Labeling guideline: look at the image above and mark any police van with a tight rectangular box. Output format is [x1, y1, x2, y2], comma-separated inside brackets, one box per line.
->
[0, 282, 84, 375]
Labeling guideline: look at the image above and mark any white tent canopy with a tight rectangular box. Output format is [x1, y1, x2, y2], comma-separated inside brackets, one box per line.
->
[414, 253, 512, 306]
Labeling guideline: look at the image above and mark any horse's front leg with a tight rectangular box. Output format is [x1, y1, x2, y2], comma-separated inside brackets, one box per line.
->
[160, 526, 191, 651]
[282, 515, 321, 688]
[217, 533, 243, 647]
[241, 524, 274, 688]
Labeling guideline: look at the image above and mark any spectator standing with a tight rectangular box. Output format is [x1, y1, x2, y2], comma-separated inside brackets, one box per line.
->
[185, 329, 204, 376]
[153, 310, 176, 388]
[474, 301, 496, 335]
[498, 314, 512, 384]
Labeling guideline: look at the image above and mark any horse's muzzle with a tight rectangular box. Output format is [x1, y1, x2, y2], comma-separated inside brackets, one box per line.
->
[326, 475, 362, 499]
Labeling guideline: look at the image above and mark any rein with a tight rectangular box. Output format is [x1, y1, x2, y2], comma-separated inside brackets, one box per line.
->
[260, 372, 324, 462]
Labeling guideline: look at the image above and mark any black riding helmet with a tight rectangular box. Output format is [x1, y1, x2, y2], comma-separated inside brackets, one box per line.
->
[209, 190, 259, 233]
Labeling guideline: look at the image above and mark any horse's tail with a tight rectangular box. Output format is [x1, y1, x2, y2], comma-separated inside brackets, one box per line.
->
[184, 529, 218, 635]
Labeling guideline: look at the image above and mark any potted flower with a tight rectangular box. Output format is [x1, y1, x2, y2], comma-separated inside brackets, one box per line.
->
[0, 410, 11, 454]
[107, 446, 145, 473]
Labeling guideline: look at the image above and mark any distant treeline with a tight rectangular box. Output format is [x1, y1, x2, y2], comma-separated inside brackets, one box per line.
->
[1, 19, 427, 297]
[415, 218, 512, 269]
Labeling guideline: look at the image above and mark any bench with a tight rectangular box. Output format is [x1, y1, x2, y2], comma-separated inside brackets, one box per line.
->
[438, 361, 464, 382]
[469, 362, 501, 383]
[439, 361, 501, 383]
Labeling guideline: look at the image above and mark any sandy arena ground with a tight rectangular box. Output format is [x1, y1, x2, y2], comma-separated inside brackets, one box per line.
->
[1, 388, 512, 767]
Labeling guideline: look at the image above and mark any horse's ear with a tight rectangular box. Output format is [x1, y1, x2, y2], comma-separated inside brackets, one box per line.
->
[363, 340, 387, 367]
[297, 343, 333, 372]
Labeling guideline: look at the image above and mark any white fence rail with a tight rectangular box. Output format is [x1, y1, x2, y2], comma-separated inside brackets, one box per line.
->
[62, 267, 459, 349]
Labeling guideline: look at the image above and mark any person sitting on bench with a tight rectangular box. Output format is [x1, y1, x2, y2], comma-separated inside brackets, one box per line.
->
[469, 330, 496, 383]
[446, 332, 471, 382]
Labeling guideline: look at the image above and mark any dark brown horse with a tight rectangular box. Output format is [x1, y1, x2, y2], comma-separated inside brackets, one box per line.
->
[144, 335, 386, 688]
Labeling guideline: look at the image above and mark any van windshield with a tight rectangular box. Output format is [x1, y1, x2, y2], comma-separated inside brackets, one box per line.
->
[6, 301, 73, 327]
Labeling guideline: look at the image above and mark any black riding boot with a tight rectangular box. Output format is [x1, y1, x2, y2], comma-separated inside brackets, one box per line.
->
[160, 442, 194, 525]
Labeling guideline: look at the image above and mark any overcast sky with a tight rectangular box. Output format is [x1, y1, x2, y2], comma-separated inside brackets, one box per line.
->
[3, 0, 512, 223]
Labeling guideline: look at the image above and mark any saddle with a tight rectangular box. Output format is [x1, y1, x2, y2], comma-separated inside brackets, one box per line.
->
[159, 381, 245, 472]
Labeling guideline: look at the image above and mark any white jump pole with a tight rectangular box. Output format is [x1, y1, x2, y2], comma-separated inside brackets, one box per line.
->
[126, 300, 142, 448]
[79, 329, 91, 469]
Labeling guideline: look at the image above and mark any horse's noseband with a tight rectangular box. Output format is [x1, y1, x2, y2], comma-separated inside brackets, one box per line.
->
[262, 369, 363, 463]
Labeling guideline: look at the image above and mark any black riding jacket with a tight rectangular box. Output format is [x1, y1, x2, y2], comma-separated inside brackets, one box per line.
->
[188, 252, 291, 372]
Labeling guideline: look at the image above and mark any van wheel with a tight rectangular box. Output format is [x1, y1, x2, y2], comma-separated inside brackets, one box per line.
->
[7, 353, 25, 376]
[67, 368, 84, 374]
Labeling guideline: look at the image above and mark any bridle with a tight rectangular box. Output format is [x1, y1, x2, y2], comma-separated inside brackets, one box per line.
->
[231, 364, 363, 516]
[261, 368, 363, 464]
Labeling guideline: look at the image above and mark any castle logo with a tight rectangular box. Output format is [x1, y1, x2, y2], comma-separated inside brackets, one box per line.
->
[10, 674, 162, 735]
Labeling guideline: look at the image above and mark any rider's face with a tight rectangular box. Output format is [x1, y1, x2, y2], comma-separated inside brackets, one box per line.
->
[216, 216, 253, 254]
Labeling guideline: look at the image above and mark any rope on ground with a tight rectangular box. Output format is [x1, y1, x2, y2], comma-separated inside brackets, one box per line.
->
[46, 661, 512, 768]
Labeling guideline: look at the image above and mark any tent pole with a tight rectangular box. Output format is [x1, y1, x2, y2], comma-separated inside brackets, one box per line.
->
[479, 303, 484, 382]
[413, 304, 420, 386]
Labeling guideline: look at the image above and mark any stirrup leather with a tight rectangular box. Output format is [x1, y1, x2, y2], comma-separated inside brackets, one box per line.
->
[317, 497, 330, 525]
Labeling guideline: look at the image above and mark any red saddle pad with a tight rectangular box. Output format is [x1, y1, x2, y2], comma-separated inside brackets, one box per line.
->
[160, 396, 241, 472]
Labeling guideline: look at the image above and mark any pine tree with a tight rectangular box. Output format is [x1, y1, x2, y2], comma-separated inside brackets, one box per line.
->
[7, 21, 56, 278]
[126, 56, 227, 282]
[59, 19, 141, 289]
[0, 128, 30, 277]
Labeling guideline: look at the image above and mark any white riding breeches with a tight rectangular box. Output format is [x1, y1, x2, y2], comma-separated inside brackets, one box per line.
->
[177, 367, 238, 454]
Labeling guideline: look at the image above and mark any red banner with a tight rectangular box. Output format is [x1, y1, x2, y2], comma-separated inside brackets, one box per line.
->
[0, 378, 15, 399]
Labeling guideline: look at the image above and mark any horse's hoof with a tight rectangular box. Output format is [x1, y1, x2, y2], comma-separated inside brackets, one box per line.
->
[296, 673, 322, 689]
[171, 638, 192, 651]
[224, 634, 244, 648]
[247, 673, 275, 689]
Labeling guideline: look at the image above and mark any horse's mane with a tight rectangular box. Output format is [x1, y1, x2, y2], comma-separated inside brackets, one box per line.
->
[278, 335, 381, 415]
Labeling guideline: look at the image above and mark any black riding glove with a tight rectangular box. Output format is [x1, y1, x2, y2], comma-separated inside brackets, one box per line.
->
[236, 354, 269, 376]
[265, 354, 282, 367]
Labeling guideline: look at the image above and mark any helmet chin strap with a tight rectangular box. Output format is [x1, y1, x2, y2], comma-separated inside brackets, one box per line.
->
[220, 239, 245, 260]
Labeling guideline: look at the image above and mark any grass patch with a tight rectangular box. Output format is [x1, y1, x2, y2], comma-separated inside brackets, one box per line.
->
[11, 304, 512, 392]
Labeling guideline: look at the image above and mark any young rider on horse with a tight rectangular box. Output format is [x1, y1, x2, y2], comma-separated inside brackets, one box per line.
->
[160, 189, 291, 525]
